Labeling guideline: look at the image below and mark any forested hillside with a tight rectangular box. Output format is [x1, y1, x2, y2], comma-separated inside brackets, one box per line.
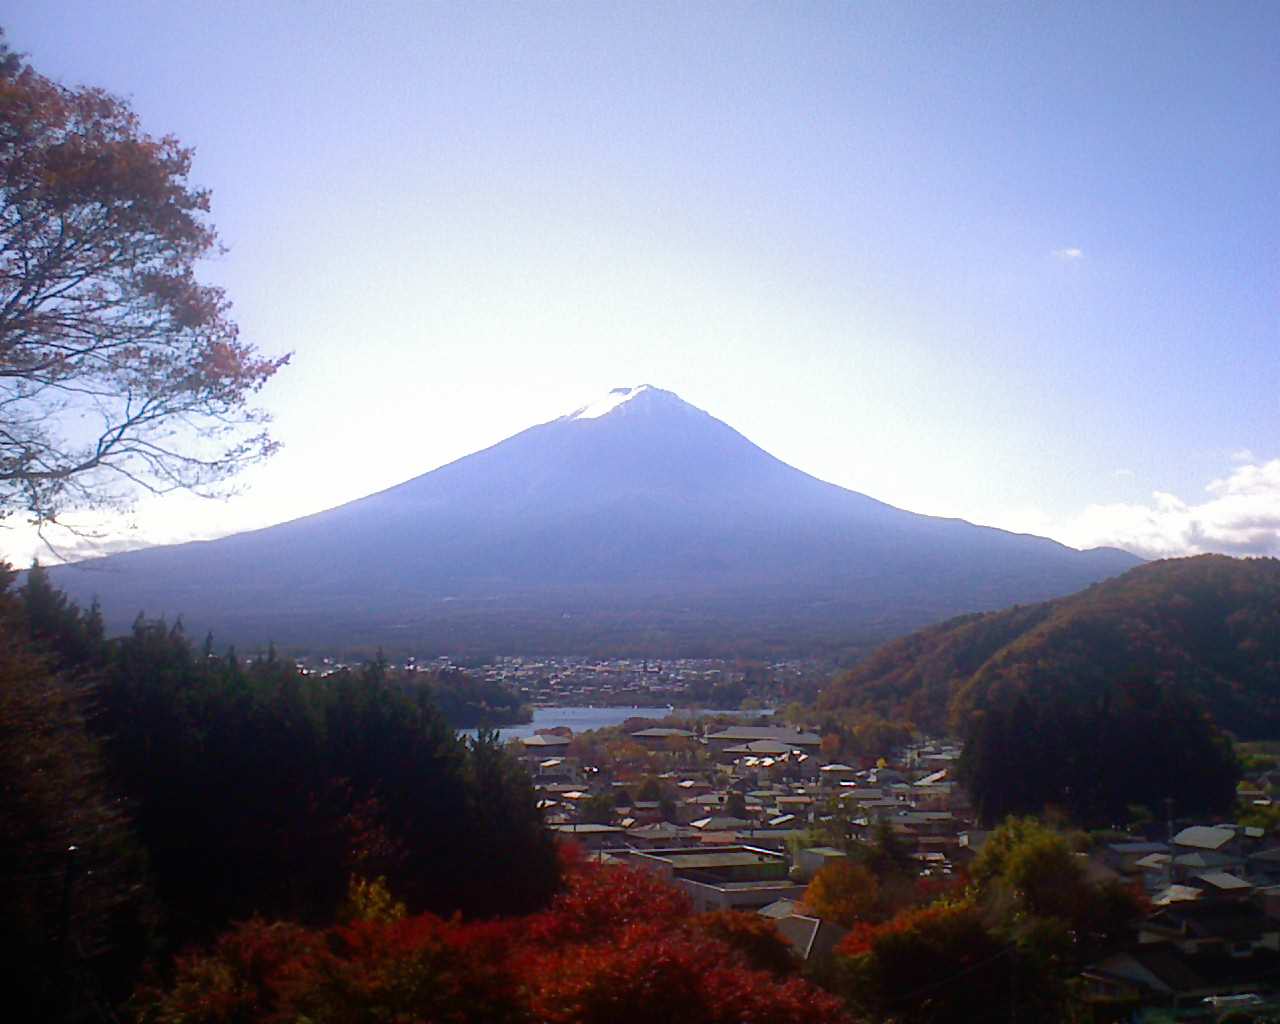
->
[820, 555, 1280, 737]
[819, 555, 1276, 823]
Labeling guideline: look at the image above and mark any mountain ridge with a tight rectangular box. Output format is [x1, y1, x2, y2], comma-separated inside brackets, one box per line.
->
[48, 386, 1140, 655]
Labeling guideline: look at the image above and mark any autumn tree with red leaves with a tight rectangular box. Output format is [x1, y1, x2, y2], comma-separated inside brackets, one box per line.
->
[139, 855, 853, 1024]
[0, 32, 287, 527]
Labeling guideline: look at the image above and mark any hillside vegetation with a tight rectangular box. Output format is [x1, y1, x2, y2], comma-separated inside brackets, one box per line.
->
[820, 555, 1280, 738]
[819, 556, 1278, 824]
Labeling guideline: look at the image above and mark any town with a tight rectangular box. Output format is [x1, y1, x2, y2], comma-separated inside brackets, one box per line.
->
[300, 653, 831, 708]
[522, 717, 1280, 1020]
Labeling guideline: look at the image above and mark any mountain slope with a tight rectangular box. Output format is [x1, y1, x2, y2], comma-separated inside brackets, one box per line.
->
[49, 386, 1139, 655]
[819, 554, 1280, 738]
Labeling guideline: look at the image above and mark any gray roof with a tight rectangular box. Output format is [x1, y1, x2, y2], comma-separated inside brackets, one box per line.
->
[1192, 871, 1252, 892]
[691, 815, 751, 831]
[1107, 842, 1170, 855]
[707, 726, 821, 745]
[1135, 853, 1171, 870]
[1172, 825, 1235, 851]
[522, 733, 572, 747]
[1173, 851, 1234, 870]
[647, 849, 783, 871]
[758, 898, 801, 919]
[1152, 884, 1204, 906]
[627, 821, 690, 838]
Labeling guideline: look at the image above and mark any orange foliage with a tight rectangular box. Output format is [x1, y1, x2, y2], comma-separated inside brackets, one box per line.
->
[802, 860, 880, 928]
[839, 901, 959, 957]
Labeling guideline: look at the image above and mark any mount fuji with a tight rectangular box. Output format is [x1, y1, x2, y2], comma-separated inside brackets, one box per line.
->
[50, 386, 1140, 655]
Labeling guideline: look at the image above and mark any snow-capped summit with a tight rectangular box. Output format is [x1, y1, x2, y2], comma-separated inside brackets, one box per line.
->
[568, 385, 654, 420]
[564, 384, 696, 421]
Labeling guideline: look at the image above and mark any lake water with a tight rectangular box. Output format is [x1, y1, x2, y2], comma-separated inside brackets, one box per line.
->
[459, 705, 773, 742]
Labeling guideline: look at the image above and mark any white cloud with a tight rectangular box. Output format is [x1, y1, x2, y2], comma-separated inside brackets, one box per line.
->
[1052, 247, 1084, 261]
[1059, 458, 1280, 558]
[1231, 448, 1256, 464]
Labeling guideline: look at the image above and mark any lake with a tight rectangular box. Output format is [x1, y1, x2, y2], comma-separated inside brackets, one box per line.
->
[458, 705, 773, 742]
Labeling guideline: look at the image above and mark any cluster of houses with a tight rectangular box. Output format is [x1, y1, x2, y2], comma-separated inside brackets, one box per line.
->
[521, 724, 971, 960]
[1083, 823, 1280, 1019]
[524, 721, 962, 865]
[529, 725, 968, 863]
[521, 721, 1280, 1019]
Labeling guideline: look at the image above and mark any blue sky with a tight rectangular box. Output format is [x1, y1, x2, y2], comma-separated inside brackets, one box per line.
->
[5, 2, 1278, 564]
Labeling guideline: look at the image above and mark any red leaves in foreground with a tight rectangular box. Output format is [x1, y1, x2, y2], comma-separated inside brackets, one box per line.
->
[139, 854, 852, 1024]
[522, 843, 693, 946]
[522, 921, 830, 1024]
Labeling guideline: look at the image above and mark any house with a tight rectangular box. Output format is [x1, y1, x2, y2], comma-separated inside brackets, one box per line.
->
[705, 726, 821, 756]
[1083, 901, 1280, 1018]
[630, 727, 697, 750]
[818, 764, 859, 787]
[795, 846, 848, 881]
[1139, 901, 1280, 955]
[552, 823, 626, 850]
[519, 733, 573, 763]
[1171, 825, 1237, 855]
[625, 821, 697, 849]
[893, 810, 958, 836]
[732, 828, 809, 853]
[1103, 841, 1171, 876]
[1133, 852, 1173, 892]
[533, 756, 581, 785]
[1151, 884, 1205, 907]
[1082, 947, 1280, 1017]
[619, 845, 806, 912]
[837, 786, 884, 803]
[1172, 849, 1243, 882]
[690, 815, 751, 832]
[1190, 872, 1254, 901]
[759, 900, 849, 963]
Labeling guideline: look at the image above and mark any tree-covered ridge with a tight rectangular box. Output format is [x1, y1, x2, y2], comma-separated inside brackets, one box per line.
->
[422, 666, 531, 728]
[820, 554, 1280, 738]
[818, 602, 1054, 730]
